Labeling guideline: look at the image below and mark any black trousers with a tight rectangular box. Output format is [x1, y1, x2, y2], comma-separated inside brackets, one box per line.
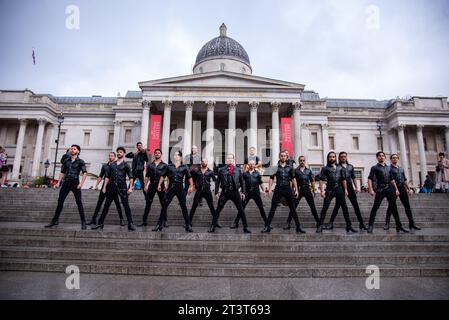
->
[51, 179, 85, 223]
[267, 186, 300, 228]
[134, 170, 145, 195]
[98, 183, 133, 225]
[329, 185, 364, 225]
[158, 184, 190, 226]
[189, 188, 215, 222]
[368, 187, 402, 227]
[213, 190, 249, 228]
[90, 188, 123, 222]
[318, 187, 352, 227]
[287, 188, 319, 224]
[234, 190, 267, 225]
[385, 186, 415, 225]
[142, 184, 166, 223]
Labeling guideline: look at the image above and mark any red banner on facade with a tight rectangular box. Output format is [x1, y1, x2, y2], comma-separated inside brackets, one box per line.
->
[281, 117, 293, 156]
[148, 115, 162, 154]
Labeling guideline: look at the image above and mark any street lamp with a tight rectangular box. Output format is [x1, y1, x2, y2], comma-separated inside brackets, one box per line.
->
[376, 118, 384, 151]
[44, 159, 50, 186]
[52, 112, 64, 186]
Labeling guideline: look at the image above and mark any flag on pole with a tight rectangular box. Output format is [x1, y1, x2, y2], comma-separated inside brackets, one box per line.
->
[32, 49, 36, 65]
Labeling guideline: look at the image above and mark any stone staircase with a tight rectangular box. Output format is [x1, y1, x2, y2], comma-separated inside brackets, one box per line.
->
[1, 188, 448, 278]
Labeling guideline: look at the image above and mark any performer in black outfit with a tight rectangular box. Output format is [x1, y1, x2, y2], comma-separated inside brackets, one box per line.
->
[45, 144, 87, 230]
[231, 159, 267, 228]
[184, 145, 201, 201]
[138, 148, 168, 227]
[88, 152, 124, 226]
[263, 151, 305, 234]
[284, 156, 319, 230]
[154, 150, 194, 232]
[384, 154, 420, 231]
[92, 147, 136, 231]
[316, 151, 357, 233]
[210, 154, 251, 234]
[367, 151, 409, 233]
[125, 142, 148, 194]
[324, 152, 367, 231]
[189, 158, 217, 226]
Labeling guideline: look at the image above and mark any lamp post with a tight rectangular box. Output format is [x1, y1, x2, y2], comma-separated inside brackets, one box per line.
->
[44, 159, 50, 186]
[52, 113, 64, 186]
[376, 118, 384, 151]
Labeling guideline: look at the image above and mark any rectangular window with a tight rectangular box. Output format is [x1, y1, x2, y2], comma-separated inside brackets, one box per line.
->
[352, 136, 359, 150]
[124, 129, 132, 144]
[329, 136, 335, 150]
[83, 132, 90, 146]
[310, 132, 318, 147]
[354, 170, 362, 180]
[107, 132, 114, 146]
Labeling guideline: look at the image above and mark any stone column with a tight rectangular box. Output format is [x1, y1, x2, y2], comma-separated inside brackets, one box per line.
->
[388, 129, 398, 154]
[321, 123, 329, 164]
[183, 100, 193, 157]
[161, 100, 172, 163]
[12, 119, 28, 180]
[112, 120, 122, 151]
[416, 125, 427, 184]
[292, 102, 302, 159]
[205, 100, 215, 169]
[301, 123, 309, 157]
[249, 101, 259, 152]
[397, 125, 410, 175]
[140, 100, 150, 148]
[44, 124, 55, 165]
[271, 102, 280, 167]
[227, 101, 237, 156]
[445, 125, 449, 155]
[31, 118, 46, 177]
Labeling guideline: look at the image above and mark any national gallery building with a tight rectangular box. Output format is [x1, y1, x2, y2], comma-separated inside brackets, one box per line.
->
[1, 24, 448, 188]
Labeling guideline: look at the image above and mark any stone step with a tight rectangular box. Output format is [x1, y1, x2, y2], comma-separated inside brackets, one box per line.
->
[2, 235, 448, 253]
[2, 246, 449, 266]
[1, 223, 449, 242]
[1, 257, 448, 277]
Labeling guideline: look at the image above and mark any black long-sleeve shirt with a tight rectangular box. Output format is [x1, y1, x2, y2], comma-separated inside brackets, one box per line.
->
[145, 161, 168, 187]
[61, 156, 87, 181]
[125, 151, 148, 172]
[270, 164, 294, 188]
[243, 170, 263, 193]
[368, 163, 394, 192]
[192, 168, 216, 191]
[319, 164, 346, 190]
[294, 167, 314, 189]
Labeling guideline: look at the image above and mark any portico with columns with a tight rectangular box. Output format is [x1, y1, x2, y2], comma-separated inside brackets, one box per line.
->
[1, 25, 448, 188]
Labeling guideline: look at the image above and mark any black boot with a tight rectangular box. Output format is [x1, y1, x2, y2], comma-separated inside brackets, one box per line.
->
[359, 223, 368, 231]
[120, 219, 125, 226]
[316, 225, 323, 233]
[346, 226, 358, 233]
[283, 222, 291, 230]
[323, 222, 334, 230]
[91, 223, 104, 230]
[163, 221, 169, 228]
[367, 225, 374, 233]
[208, 224, 216, 233]
[137, 222, 148, 227]
[185, 225, 193, 233]
[128, 223, 136, 231]
[86, 219, 96, 226]
[243, 227, 251, 234]
[230, 221, 239, 229]
[383, 222, 390, 230]
[409, 224, 421, 230]
[296, 226, 306, 234]
[261, 226, 271, 234]
[396, 226, 409, 233]
[81, 221, 87, 230]
[152, 224, 163, 232]
[45, 220, 59, 228]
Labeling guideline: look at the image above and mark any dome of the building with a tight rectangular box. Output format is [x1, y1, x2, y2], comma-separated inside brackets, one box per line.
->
[193, 24, 252, 74]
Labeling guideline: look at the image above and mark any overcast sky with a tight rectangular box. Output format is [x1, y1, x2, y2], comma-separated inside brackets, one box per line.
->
[1, 0, 448, 100]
